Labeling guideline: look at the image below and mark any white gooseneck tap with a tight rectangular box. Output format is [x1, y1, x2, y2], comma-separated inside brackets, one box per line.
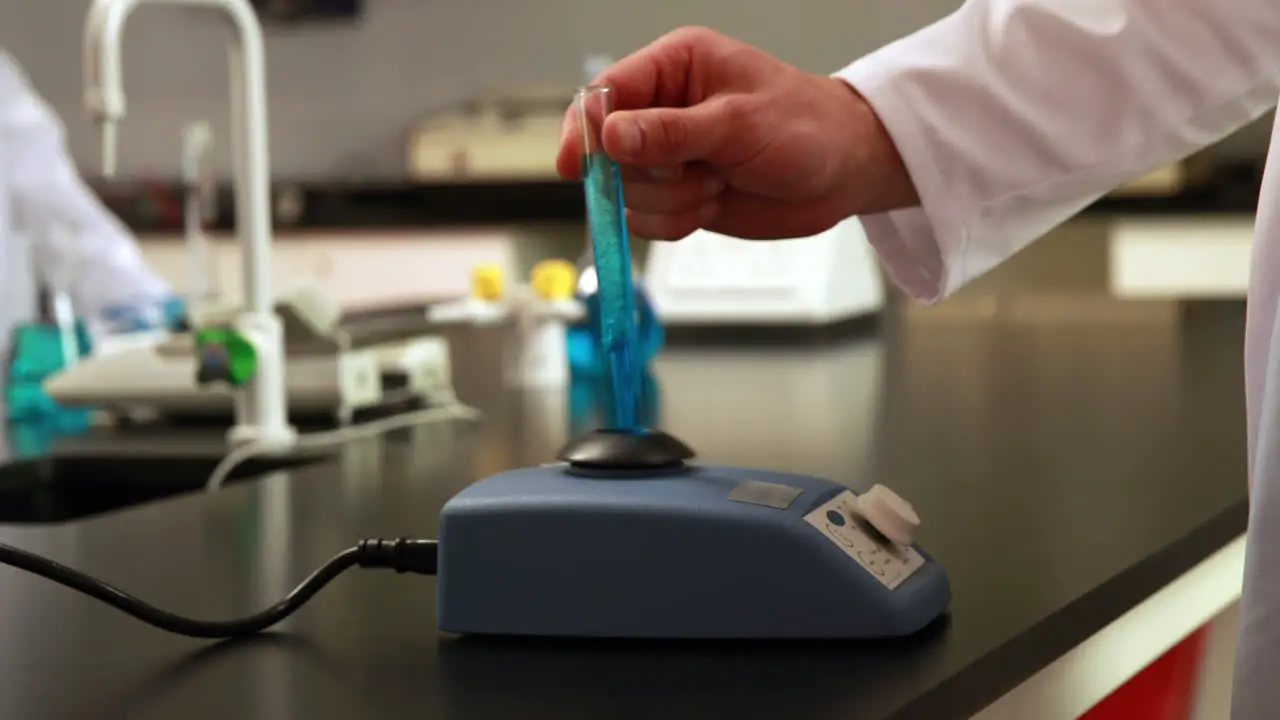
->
[84, 0, 296, 450]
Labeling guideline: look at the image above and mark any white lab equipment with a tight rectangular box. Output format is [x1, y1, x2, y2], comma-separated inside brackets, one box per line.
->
[644, 218, 885, 327]
[407, 91, 569, 182]
[45, 286, 382, 423]
[46, 277, 460, 428]
[429, 261, 585, 388]
[84, 0, 293, 450]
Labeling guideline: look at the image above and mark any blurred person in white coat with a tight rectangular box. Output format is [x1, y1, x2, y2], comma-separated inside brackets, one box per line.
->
[555, 5, 1280, 716]
[0, 50, 170, 394]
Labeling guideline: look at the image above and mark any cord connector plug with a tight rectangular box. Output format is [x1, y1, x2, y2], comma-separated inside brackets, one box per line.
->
[356, 538, 439, 575]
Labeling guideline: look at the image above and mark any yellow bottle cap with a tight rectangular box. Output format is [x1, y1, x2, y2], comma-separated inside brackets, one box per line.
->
[530, 259, 577, 301]
[471, 264, 504, 301]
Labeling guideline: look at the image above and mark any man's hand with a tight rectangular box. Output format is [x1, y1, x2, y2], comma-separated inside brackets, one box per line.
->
[557, 27, 918, 241]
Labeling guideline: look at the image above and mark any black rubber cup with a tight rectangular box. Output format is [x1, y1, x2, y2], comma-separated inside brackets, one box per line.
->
[555, 428, 695, 471]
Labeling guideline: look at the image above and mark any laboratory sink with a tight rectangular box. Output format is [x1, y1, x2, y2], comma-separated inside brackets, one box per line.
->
[0, 450, 328, 524]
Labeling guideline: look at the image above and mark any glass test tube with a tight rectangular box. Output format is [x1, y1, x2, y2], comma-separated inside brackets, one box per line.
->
[576, 84, 640, 432]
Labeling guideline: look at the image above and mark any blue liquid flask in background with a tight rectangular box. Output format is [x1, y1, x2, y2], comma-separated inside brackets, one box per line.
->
[5, 318, 93, 437]
[565, 243, 665, 378]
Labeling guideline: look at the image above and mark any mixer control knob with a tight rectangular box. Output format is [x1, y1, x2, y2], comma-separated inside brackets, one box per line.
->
[855, 485, 919, 546]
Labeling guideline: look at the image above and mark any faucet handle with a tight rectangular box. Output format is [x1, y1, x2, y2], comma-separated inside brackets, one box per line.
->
[195, 326, 257, 388]
[182, 122, 217, 222]
[98, 120, 119, 177]
[182, 123, 212, 182]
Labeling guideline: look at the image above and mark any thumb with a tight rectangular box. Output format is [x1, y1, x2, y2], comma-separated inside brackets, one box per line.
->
[602, 102, 725, 166]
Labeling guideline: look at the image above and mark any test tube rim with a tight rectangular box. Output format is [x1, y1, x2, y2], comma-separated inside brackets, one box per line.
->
[575, 83, 616, 156]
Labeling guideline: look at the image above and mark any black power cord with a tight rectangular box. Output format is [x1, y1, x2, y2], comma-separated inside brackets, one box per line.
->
[0, 537, 438, 639]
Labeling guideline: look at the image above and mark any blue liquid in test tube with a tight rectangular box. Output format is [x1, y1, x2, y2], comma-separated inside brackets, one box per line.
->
[566, 251, 665, 379]
[576, 84, 640, 432]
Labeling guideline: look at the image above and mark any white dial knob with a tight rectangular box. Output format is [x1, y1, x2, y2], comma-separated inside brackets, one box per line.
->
[855, 484, 920, 546]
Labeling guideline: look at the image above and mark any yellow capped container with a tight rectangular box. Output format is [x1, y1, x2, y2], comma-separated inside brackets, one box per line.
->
[471, 264, 505, 301]
[530, 259, 577, 301]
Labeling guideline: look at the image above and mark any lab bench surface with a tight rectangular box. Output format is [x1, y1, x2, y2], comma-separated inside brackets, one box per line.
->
[0, 295, 1250, 720]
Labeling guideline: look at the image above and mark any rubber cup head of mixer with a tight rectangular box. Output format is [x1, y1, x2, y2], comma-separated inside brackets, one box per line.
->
[556, 428, 695, 473]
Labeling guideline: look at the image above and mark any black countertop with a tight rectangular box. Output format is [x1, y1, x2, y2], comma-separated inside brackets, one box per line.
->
[0, 294, 1251, 719]
[91, 158, 1266, 235]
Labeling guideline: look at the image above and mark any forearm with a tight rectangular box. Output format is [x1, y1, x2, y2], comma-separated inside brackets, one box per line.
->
[838, 0, 1280, 301]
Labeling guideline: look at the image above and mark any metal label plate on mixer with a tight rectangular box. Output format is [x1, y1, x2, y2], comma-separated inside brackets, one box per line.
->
[804, 491, 925, 590]
[727, 479, 804, 510]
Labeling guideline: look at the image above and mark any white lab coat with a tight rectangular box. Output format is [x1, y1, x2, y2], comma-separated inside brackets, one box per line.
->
[0, 52, 168, 393]
[837, 1, 1280, 716]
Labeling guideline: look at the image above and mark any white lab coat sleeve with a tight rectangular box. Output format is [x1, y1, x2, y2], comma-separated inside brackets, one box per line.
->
[0, 54, 170, 319]
[836, 0, 1280, 303]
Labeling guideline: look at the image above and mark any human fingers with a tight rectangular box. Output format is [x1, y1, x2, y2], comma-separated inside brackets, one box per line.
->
[627, 201, 721, 241]
[591, 27, 722, 110]
[555, 116, 696, 183]
[556, 109, 584, 180]
[623, 171, 723, 215]
[556, 127, 688, 183]
[619, 165, 684, 183]
[603, 101, 727, 167]
[558, 27, 712, 180]
[702, 189, 853, 240]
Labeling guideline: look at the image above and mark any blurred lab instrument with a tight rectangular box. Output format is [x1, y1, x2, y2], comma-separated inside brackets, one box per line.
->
[45, 284, 457, 425]
[1107, 155, 1218, 198]
[429, 261, 585, 388]
[645, 218, 886, 330]
[407, 90, 569, 182]
[408, 57, 619, 182]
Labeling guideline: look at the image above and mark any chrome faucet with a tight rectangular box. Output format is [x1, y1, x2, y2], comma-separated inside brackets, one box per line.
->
[84, 0, 296, 450]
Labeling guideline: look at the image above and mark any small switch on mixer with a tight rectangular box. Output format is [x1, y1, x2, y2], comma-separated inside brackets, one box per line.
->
[855, 485, 920, 546]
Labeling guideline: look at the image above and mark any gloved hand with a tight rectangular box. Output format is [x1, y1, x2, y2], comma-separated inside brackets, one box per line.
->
[101, 294, 188, 334]
[162, 295, 189, 331]
[556, 27, 918, 242]
[4, 320, 92, 423]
